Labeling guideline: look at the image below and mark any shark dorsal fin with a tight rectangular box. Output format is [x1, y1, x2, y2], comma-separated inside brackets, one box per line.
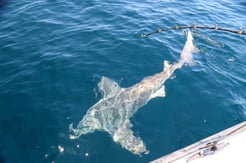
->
[98, 76, 121, 98]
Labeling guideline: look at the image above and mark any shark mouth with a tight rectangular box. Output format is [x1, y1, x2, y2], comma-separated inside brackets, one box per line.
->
[69, 31, 197, 155]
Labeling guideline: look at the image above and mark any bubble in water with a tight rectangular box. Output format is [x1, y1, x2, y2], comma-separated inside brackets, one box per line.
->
[58, 146, 64, 153]
[85, 152, 89, 157]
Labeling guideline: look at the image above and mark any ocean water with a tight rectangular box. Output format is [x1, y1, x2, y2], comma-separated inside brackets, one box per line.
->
[0, 0, 245, 162]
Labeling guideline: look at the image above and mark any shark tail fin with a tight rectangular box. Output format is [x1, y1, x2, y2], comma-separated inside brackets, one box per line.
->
[180, 31, 197, 65]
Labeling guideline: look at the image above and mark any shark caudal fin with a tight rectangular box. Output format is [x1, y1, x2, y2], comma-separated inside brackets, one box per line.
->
[163, 31, 197, 73]
[180, 31, 197, 64]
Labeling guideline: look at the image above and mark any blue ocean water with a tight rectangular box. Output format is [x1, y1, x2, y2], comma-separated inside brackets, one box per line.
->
[0, 0, 246, 162]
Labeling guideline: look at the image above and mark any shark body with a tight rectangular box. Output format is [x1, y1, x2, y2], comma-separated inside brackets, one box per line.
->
[69, 31, 196, 155]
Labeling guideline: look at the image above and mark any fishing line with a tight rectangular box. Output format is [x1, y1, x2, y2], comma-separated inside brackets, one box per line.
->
[141, 25, 246, 37]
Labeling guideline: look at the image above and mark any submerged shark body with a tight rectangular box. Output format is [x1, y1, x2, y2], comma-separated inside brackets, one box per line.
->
[69, 31, 196, 155]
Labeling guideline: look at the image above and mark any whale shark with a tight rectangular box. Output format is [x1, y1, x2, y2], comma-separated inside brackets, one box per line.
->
[69, 31, 196, 155]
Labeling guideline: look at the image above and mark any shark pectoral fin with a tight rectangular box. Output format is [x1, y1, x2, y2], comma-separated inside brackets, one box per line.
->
[112, 120, 149, 155]
[98, 76, 122, 98]
[150, 85, 166, 99]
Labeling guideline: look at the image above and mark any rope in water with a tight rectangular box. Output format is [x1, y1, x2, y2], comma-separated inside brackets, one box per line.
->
[141, 25, 246, 37]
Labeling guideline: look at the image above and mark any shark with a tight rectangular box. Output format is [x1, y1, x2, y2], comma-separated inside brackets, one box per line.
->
[69, 31, 196, 155]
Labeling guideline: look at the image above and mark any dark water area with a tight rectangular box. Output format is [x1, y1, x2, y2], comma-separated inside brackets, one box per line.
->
[0, 0, 245, 162]
[0, 0, 6, 9]
[240, 0, 246, 6]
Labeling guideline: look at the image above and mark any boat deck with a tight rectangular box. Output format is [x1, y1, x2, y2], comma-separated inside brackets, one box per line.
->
[151, 121, 246, 163]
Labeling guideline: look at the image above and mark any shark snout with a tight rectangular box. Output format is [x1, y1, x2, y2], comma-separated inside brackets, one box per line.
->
[69, 123, 81, 139]
[69, 123, 90, 139]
